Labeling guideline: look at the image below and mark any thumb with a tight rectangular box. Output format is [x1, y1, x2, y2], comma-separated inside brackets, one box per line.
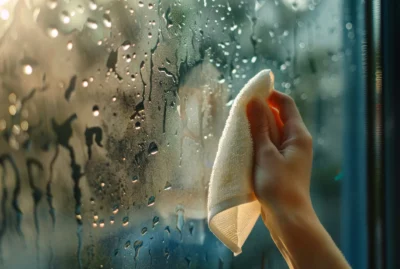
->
[246, 99, 273, 150]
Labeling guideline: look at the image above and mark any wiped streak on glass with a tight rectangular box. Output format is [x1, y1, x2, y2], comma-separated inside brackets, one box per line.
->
[51, 115, 84, 269]
[26, 158, 44, 268]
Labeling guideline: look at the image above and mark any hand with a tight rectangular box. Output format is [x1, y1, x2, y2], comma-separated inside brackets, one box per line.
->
[246, 90, 313, 219]
[247, 90, 351, 269]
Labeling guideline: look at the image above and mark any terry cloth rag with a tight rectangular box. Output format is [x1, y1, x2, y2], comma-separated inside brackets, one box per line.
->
[207, 69, 279, 255]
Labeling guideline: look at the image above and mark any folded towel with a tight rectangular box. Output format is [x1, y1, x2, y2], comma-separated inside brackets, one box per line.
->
[208, 69, 279, 255]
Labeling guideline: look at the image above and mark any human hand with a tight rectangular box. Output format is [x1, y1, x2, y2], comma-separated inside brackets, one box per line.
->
[247, 90, 351, 269]
[246, 90, 314, 221]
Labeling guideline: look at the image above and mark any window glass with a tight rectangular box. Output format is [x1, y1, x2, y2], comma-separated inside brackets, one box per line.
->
[0, 0, 344, 268]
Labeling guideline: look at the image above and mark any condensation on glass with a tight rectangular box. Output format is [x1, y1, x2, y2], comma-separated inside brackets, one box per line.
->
[0, 0, 346, 268]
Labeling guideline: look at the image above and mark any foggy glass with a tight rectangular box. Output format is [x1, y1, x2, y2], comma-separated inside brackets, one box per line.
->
[0, 0, 346, 268]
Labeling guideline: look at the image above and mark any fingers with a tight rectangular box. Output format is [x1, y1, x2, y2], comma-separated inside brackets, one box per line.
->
[247, 98, 280, 164]
[270, 106, 284, 139]
[267, 90, 308, 137]
[267, 90, 312, 153]
[247, 99, 281, 167]
[247, 99, 271, 148]
[268, 90, 302, 123]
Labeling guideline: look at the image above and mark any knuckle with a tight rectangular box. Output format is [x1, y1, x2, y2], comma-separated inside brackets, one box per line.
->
[283, 95, 295, 106]
[258, 144, 277, 160]
[294, 132, 313, 149]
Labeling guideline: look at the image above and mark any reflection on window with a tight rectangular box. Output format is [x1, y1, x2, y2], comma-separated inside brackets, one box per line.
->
[0, 0, 345, 268]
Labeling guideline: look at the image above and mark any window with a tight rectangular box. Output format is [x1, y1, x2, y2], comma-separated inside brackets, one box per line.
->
[0, 0, 383, 268]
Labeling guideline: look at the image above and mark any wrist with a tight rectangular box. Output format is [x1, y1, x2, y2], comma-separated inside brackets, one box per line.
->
[260, 194, 318, 234]
[260, 190, 314, 220]
[261, 200, 350, 269]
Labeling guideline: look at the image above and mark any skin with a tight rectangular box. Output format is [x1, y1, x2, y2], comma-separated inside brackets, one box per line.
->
[247, 90, 351, 269]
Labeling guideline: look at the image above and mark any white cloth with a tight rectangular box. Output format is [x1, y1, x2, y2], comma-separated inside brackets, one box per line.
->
[207, 69, 279, 255]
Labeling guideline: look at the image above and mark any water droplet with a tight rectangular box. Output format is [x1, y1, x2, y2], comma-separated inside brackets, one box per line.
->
[21, 121, 29, 131]
[269, 30, 275, 38]
[110, 216, 115, 224]
[280, 64, 287, 71]
[89, 0, 97, 10]
[12, 125, 20, 135]
[77, 5, 84, 13]
[86, 18, 98, 29]
[132, 175, 139, 183]
[47, 0, 58, 9]
[121, 40, 131, 50]
[125, 240, 131, 249]
[133, 240, 143, 261]
[48, 28, 59, 38]
[99, 220, 105, 228]
[135, 121, 141, 129]
[0, 120, 7, 131]
[148, 3, 154, 9]
[185, 257, 192, 267]
[23, 65, 33, 75]
[92, 105, 100, 117]
[147, 196, 155, 206]
[164, 248, 170, 258]
[164, 181, 172, 190]
[152, 216, 159, 227]
[82, 80, 89, 87]
[0, 9, 10, 21]
[92, 222, 97, 228]
[67, 41, 73, 50]
[112, 96, 117, 102]
[122, 216, 129, 226]
[148, 32, 152, 38]
[141, 227, 148, 235]
[103, 14, 112, 28]
[8, 93, 16, 103]
[251, 56, 257, 63]
[346, 23, 353, 30]
[189, 222, 194, 235]
[8, 105, 17, 116]
[219, 258, 224, 269]
[148, 142, 158, 155]
[217, 74, 225, 84]
[176, 207, 184, 233]
[60, 11, 70, 24]
[164, 226, 170, 234]
[138, 1, 144, 7]
[292, 1, 298, 10]
[112, 204, 119, 214]
[9, 137, 19, 150]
